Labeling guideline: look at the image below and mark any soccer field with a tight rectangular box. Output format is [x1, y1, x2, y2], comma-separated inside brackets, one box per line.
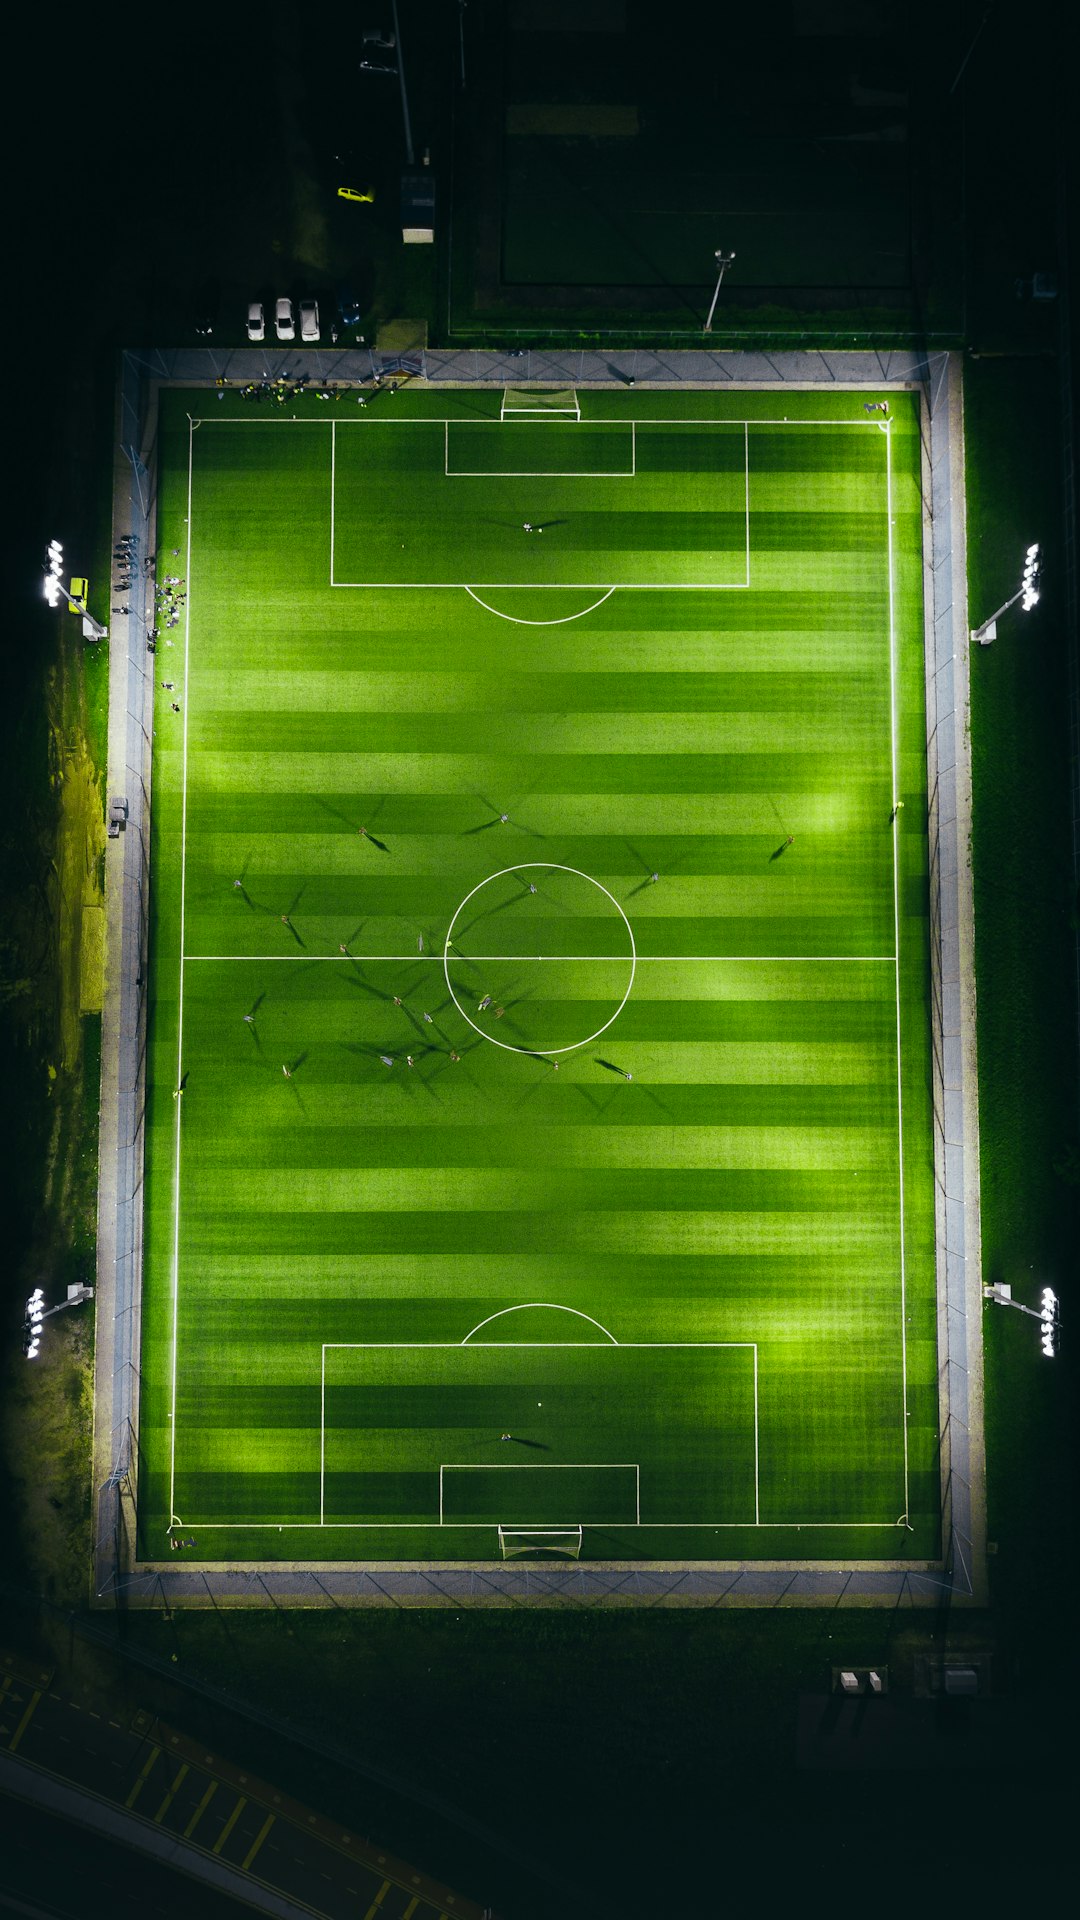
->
[138, 384, 937, 1565]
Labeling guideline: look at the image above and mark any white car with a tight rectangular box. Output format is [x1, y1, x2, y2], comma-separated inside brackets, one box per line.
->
[246, 300, 265, 342]
[300, 299, 320, 343]
[275, 297, 295, 342]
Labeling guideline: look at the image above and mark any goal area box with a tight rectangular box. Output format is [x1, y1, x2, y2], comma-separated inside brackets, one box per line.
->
[321, 1341, 758, 1534]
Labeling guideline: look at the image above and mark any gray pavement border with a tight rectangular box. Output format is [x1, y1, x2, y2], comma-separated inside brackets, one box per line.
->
[92, 347, 984, 1609]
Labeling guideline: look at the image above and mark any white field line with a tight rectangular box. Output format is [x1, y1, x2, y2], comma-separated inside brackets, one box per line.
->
[325, 1342, 756, 1530]
[885, 423, 910, 1515]
[331, 580, 751, 591]
[184, 953, 899, 964]
[753, 1343, 760, 1525]
[744, 421, 750, 587]
[445, 471, 637, 479]
[323, 412, 813, 591]
[462, 585, 618, 624]
[329, 418, 336, 584]
[320, 1343, 326, 1526]
[182, 1520, 909, 1530]
[196, 415, 888, 428]
[168, 422, 197, 1519]
[171, 410, 909, 1537]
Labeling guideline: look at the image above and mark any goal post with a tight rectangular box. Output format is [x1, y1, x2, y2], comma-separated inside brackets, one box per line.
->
[500, 387, 581, 421]
[498, 1525, 583, 1560]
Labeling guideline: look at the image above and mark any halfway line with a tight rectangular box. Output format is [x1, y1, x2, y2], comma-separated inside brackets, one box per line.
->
[183, 952, 899, 964]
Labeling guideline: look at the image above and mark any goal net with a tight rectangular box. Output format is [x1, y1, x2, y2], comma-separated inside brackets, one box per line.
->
[500, 387, 581, 421]
[498, 1525, 584, 1560]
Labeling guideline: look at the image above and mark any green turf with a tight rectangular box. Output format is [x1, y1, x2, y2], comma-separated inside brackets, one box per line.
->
[138, 384, 936, 1564]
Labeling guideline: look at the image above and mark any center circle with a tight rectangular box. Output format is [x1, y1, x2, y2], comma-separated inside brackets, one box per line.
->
[443, 864, 636, 1056]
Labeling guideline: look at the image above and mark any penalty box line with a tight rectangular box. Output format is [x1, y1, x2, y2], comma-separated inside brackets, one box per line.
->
[320, 1340, 758, 1530]
[329, 416, 751, 591]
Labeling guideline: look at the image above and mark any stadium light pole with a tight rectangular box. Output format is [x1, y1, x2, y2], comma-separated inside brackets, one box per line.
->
[970, 542, 1041, 644]
[390, 0, 416, 165]
[43, 538, 108, 640]
[23, 1283, 95, 1360]
[983, 1282, 1060, 1356]
[704, 250, 736, 333]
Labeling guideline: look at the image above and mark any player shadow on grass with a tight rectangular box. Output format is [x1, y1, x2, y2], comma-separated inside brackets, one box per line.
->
[453, 887, 537, 938]
[280, 1051, 309, 1112]
[623, 839, 692, 898]
[595, 1057, 633, 1080]
[342, 966, 398, 1005]
[462, 796, 546, 840]
[243, 992, 267, 1048]
[504, 1435, 551, 1451]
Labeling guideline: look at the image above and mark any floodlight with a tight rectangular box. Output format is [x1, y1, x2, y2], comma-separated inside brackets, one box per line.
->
[704, 249, 737, 332]
[44, 539, 66, 607]
[972, 541, 1043, 642]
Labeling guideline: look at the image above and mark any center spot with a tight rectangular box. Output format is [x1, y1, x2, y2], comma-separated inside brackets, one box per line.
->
[443, 864, 636, 1056]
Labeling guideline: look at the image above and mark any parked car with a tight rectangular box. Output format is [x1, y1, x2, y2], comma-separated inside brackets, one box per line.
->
[337, 288, 362, 328]
[300, 299, 320, 343]
[246, 300, 265, 342]
[275, 297, 295, 342]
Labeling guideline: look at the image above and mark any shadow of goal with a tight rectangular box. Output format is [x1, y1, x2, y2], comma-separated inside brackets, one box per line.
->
[498, 1526, 583, 1560]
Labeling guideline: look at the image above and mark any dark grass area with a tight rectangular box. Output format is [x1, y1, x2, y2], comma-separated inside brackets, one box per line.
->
[965, 355, 1077, 1622]
[447, 0, 967, 341]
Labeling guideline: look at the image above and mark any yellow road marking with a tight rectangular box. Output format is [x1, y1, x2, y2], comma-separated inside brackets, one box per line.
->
[155, 1761, 189, 1823]
[212, 1794, 247, 1856]
[9, 1691, 43, 1755]
[363, 1881, 392, 1920]
[125, 1743, 161, 1808]
[241, 1812, 274, 1871]
[402, 1900, 419, 1919]
[184, 1778, 218, 1839]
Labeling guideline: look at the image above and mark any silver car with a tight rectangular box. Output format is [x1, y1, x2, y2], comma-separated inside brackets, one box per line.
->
[275, 297, 295, 342]
[300, 299, 320, 343]
[246, 300, 265, 342]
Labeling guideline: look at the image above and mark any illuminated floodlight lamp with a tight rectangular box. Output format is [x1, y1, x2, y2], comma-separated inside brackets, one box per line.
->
[972, 542, 1043, 644]
[44, 539, 64, 607]
[1040, 1286, 1058, 1357]
[41, 540, 107, 639]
